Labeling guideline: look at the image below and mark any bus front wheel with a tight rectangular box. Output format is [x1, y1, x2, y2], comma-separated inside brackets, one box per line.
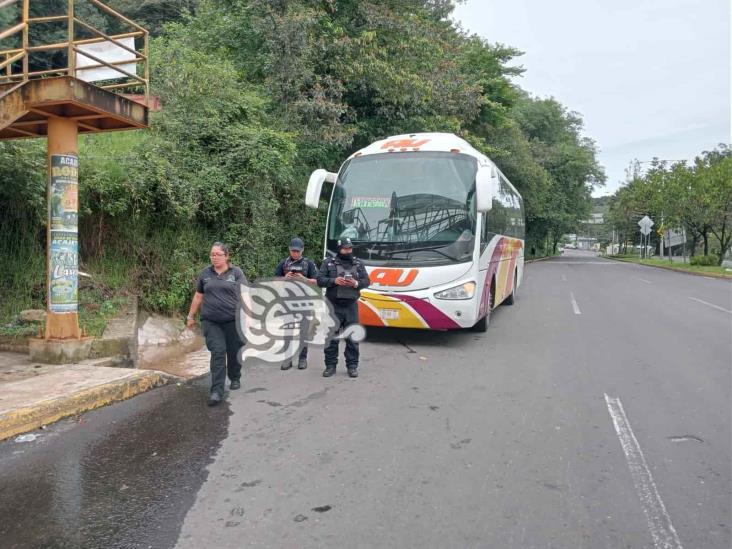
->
[504, 269, 518, 305]
[472, 279, 495, 332]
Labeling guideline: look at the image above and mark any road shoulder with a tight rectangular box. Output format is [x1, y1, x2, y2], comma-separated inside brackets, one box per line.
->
[604, 255, 732, 279]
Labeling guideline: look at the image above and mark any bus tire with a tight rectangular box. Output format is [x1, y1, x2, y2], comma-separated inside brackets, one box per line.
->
[504, 269, 518, 305]
[472, 314, 488, 332]
[472, 278, 495, 332]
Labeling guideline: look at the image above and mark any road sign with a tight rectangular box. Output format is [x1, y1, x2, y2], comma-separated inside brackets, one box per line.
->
[638, 215, 654, 229]
[638, 215, 653, 236]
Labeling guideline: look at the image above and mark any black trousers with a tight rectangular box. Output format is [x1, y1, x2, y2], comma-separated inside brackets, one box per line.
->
[202, 320, 243, 396]
[324, 301, 359, 369]
[298, 316, 311, 360]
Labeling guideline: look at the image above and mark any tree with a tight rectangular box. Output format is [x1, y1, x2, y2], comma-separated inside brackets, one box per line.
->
[509, 94, 605, 251]
[606, 145, 732, 263]
[696, 147, 732, 263]
[0, 0, 608, 315]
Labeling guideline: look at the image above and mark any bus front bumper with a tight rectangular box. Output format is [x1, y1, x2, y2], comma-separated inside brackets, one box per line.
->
[357, 290, 476, 330]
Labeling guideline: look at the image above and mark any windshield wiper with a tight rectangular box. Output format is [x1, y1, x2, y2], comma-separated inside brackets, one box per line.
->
[382, 245, 463, 262]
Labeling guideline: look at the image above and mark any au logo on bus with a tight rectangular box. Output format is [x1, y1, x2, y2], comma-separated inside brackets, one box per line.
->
[380, 138, 430, 150]
[369, 268, 419, 287]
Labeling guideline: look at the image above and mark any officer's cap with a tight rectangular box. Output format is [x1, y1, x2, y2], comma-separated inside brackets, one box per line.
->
[337, 237, 353, 249]
[289, 237, 304, 251]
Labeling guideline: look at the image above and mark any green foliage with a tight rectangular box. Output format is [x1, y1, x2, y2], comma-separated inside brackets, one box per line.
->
[107, 0, 200, 36]
[0, 141, 46, 320]
[1, 0, 607, 318]
[689, 254, 720, 266]
[147, 267, 199, 312]
[0, 323, 38, 339]
[608, 146, 732, 263]
[78, 292, 128, 337]
[610, 255, 730, 277]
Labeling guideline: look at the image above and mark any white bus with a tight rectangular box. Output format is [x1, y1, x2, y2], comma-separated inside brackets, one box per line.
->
[305, 133, 525, 331]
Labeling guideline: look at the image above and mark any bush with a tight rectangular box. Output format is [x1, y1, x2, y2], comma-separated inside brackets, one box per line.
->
[147, 267, 200, 313]
[690, 254, 719, 266]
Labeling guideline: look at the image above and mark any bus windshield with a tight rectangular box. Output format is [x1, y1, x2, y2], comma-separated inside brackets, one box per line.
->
[327, 152, 478, 264]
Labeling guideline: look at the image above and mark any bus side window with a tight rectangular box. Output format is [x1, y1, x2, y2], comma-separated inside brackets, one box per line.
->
[499, 174, 520, 238]
[484, 206, 501, 243]
[328, 184, 345, 239]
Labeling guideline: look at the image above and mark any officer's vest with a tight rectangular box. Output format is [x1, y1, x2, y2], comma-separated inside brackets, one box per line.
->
[284, 256, 311, 274]
[333, 257, 360, 300]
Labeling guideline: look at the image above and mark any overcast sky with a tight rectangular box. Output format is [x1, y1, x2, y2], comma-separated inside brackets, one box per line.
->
[452, 0, 730, 197]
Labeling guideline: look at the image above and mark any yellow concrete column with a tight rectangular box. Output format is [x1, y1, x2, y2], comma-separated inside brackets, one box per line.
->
[45, 117, 81, 340]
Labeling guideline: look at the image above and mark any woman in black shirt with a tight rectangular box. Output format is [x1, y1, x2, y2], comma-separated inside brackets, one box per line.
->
[187, 242, 246, 405]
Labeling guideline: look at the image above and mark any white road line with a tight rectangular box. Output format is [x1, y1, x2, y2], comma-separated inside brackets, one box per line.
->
[570, 292, 581, 315]
[604, 394, 684, 549]
[638, 278, 652, 284]
[688, 297, 732, 315]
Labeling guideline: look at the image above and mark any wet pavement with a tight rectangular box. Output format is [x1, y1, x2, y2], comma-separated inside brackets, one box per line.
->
[0, 379, 230, 549]
[1, 254, 729, 548]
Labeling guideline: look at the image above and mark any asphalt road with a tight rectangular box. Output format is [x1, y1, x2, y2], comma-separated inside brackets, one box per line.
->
[1, 250, 730, 549]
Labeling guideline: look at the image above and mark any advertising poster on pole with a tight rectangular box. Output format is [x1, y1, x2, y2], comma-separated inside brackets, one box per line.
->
[49, 231, 78, 312]
[50, 154, 79, 232]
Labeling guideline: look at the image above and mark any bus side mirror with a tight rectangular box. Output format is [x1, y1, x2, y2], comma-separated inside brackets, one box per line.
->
[305, 169, 337, 208]
[476, 166, 495, 212]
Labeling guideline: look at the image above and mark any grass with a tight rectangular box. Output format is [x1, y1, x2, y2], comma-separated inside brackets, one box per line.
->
[0, 252, 132, 339]
[78, 291, 129, 337]
[0, 292, 129, 339]
[0, 225, 201, 339]
[0, 323, 39, 339]
[608, 254, 732, 277]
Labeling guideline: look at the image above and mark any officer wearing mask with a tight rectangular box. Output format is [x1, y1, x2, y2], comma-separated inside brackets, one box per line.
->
[274, 237, 318, 370]
[317, 237, 370, 378]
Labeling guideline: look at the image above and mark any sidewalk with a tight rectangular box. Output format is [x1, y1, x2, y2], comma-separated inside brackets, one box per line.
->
[0, 348, 211, 441]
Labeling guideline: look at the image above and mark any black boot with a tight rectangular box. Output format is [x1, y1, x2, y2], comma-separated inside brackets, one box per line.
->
[347, 368, 358, 378]
[281, 361, 292, 370]
[297, 357, 308, 369]
[208, 392, 223, 406]
[322, 367, 336, 377]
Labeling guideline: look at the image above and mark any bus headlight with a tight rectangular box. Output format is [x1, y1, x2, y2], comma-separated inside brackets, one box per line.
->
[434, 281, 476, 300]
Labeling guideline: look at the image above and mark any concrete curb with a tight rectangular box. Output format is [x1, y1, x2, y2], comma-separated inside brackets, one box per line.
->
[0, 334, 31, 353]
[604, 256, 732, 279]
[0, 370, 172, 442]
[525, 255, 559, 264]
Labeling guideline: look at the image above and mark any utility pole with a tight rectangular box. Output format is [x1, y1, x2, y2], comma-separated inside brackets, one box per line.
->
[659, 215, 664, 260]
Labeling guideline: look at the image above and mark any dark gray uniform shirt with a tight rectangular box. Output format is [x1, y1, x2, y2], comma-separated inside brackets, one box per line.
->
[196, 265, 246, 323]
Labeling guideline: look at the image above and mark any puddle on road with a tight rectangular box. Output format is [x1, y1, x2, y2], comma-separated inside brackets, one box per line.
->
[0, 379, 231, 549]
[137, 344, 209, 379]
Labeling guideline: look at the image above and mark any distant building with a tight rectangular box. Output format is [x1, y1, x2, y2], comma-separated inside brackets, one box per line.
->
[562, 233, 597, 250]
[582, 213, 604, 224]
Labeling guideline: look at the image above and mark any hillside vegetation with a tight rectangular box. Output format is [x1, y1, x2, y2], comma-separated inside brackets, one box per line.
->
[0, 0, 604, 321]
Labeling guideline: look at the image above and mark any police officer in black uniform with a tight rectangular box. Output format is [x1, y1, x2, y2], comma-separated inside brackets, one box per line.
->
[317, 237, 370, 378]
[274, 236, 318, 370]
